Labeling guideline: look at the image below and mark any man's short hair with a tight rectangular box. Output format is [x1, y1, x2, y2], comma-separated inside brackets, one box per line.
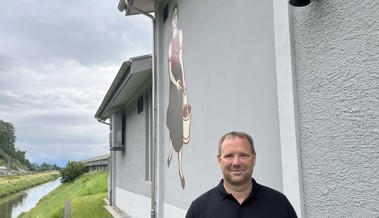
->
[218, 131, 256, 155]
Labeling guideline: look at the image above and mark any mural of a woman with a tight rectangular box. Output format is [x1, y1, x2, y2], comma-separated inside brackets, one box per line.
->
[166, 3, 189, 189]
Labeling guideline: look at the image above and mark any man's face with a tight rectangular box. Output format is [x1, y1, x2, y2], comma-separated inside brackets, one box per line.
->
[217, 136, 256, 187]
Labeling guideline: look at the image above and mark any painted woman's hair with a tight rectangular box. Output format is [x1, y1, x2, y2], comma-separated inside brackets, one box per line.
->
[171, 3, 179, 21]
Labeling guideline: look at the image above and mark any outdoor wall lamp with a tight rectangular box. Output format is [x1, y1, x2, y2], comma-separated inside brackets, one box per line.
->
[289, 0, 310, 7]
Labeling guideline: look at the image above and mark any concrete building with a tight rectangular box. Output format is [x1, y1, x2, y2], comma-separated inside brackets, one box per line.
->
[95, 0, 379, 218]
[81, 154, 110, 172]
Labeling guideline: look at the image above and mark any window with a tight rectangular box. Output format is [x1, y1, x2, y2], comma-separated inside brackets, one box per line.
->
[163, 3, 169, 23]
[138, 96, 144, 114]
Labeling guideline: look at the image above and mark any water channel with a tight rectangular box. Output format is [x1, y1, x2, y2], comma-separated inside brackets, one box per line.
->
[0, 177, 61, 218]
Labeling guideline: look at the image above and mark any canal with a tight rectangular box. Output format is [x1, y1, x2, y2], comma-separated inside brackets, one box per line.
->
[0, 177, 61, 218]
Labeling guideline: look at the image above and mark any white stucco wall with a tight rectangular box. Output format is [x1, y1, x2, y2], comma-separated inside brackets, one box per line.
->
[115, 187, 151, 218]
[291, 1, 379, 217]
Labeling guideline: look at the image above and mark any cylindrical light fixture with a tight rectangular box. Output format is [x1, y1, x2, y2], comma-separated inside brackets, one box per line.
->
[289, 0, 311, 7]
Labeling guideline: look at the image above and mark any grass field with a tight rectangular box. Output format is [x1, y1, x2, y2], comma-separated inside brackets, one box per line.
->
[0, 171, 60, 198]
[19, 171, 111, 218]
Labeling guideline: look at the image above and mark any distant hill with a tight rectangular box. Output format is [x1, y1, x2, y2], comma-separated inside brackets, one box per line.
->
[0, 119, 61, 172]
[0, 119, 32, 171]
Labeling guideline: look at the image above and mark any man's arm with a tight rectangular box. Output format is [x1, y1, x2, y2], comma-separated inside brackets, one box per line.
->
[185, 203, 195, 218]
[286, 199, 298, 218]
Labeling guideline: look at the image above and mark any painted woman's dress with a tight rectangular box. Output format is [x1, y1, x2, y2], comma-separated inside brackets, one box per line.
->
[166, 31, 183, 152]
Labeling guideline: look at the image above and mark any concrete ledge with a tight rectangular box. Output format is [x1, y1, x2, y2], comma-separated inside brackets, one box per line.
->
[104, 198, 132, 218]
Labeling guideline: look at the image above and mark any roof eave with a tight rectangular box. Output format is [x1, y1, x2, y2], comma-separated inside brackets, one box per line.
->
[118, 0, 155, 16]
[94, 55, 152, 121]
[94, 61, 131, 121]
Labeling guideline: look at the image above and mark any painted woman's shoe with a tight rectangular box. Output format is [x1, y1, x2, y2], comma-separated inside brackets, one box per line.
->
[167, 153, 172, 167]
[179, 172, 185, 189]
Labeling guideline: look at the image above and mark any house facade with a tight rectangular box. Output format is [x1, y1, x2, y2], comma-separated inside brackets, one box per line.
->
[95, 1, 379, 218]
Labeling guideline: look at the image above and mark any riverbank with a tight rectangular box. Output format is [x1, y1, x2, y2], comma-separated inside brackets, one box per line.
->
[0, 171, 60, 198]
[20, 171, 111, 218]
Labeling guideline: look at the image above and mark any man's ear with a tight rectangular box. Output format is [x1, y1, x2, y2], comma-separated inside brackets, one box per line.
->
[252, 154, 256, 166]
[217, 155, 221, 167]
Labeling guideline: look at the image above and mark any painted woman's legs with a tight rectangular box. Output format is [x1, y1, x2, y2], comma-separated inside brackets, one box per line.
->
[167, 137, 173, 167]
[168, 135, 185, 189]
[178, 148, 185, 189]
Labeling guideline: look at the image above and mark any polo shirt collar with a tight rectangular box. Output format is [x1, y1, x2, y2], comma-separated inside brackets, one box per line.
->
[216, 178, 263, 201]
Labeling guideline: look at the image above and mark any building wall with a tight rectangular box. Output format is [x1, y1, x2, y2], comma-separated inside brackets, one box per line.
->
[291, 1, 379, 217]
[112, 83, 153, 216]
[157, 0, 289, 214]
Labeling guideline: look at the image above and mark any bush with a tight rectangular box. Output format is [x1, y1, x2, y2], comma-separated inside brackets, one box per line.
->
[59, 161, 87, 183]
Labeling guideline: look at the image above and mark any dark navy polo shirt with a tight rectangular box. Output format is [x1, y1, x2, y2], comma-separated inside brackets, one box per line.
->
[185, 179, 298, 218]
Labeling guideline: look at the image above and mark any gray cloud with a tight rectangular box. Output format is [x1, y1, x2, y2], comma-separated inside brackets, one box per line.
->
[0, 0, 152, 166]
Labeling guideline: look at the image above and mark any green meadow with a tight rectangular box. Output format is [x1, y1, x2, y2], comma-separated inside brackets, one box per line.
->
[19, 171, 111, 218]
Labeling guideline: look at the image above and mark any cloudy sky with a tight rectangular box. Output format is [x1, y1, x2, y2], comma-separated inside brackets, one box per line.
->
[0, 0, 152, 167]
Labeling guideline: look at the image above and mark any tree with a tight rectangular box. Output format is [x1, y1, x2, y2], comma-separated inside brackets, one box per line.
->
[0, 120, 16, 156]
[30, 163, 40, 171]
[40, 162, 50, 171]
[59, 161, 87, 183]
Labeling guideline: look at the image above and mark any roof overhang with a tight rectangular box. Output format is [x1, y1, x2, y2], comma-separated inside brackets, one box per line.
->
[118, 0, 155, 16]
[81, 154, 111, 163]
[95, 55, 152, 121]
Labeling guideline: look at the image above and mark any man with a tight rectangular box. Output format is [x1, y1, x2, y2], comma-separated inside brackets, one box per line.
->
[185, 131, 298, 218]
